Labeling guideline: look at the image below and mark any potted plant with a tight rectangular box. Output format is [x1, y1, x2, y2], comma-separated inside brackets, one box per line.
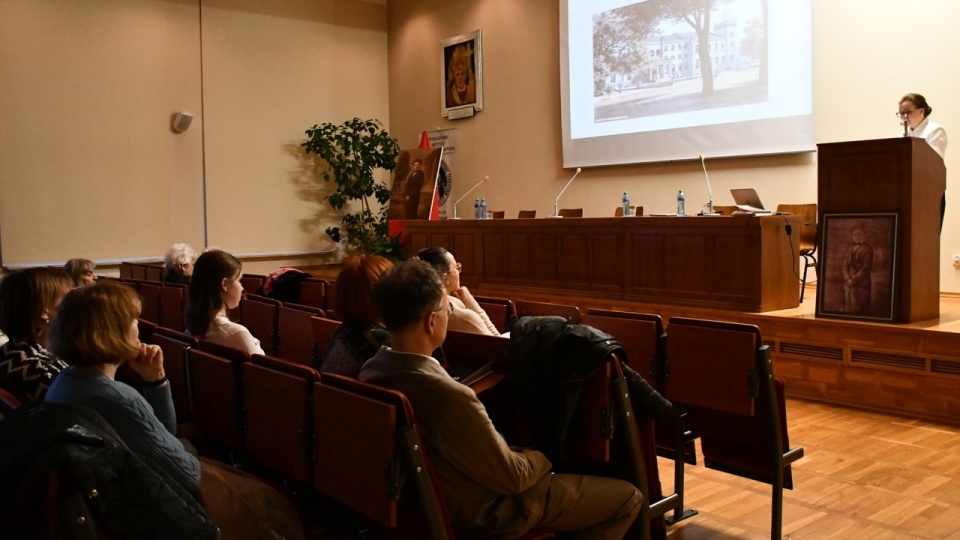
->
[301, 118, 402, 258]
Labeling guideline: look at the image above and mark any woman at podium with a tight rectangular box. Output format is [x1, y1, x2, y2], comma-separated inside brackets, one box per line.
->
[898, 93, 947, 158]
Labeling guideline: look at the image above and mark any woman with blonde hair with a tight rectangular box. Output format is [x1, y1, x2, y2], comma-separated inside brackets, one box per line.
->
[0, 267, 73, 401]
[45, 282, 304, 539]
[63, 258, 97, 287]
[316, 255, 393, 377]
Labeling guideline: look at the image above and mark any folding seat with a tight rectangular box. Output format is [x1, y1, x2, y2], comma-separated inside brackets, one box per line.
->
[277, 303, 323, 365]
[240, 295, 280, 356]
[515, 300, 582, 324]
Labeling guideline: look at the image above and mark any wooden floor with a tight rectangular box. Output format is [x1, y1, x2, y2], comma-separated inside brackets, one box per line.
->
[660, 397, 960, 540]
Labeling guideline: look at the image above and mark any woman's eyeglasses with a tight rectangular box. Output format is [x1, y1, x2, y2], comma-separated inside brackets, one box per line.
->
[896, 109, 917, 119]
[446, 263, 463, 274]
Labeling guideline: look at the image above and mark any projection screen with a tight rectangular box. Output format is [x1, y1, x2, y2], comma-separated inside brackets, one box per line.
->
[560, 0, 814, 167]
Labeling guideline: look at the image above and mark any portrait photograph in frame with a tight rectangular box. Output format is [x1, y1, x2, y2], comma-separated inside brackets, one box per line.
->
[441, 30, 483, 117]
[816, 213, 899, 322]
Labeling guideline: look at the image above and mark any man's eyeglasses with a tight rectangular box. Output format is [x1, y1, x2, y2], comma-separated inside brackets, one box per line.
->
[432, 304, 452, 316]
[896, 109, 917, 119]
[446, 263, 463, 274]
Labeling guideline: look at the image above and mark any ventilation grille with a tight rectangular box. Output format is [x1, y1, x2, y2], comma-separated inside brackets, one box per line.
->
[851, 350, 924, 370]
[931, 360, 960, 375]
[779, 342, 843, 361]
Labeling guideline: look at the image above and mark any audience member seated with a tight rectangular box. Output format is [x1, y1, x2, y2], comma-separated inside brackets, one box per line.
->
[185, 250, 264, 355]
[0, 268, 73, 401]
[315, 255, 392, 377]
[360, 260, 643, 539]
[164, 243, 197, 285]
[417, 247, 500, 336]
[63, 258, 98, 287]
[45, 282, 304, 539]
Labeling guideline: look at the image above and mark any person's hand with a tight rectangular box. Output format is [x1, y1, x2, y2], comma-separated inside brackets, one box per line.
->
[128, 343, 165, 383]
[451, 286, 475, 304]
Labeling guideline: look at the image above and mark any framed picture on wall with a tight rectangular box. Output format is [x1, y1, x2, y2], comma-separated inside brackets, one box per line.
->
[441, 30, 483, 117]
[816, 213, 899, 322]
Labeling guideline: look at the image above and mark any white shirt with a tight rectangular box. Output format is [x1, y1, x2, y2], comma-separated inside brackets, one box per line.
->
[908, 117, 948, 159]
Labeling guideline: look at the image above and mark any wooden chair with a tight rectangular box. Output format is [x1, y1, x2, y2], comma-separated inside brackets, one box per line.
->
[240, 295, 280, 356]
[441, 330, 509, 389]
[310, 316, 342, 359]
[137, 282, 163, 325]
[515, 300, 582, 324]
[558, 208, 583, 218]
[776, 203, 818, 303]
[239, 273, 267, 294]
[158, 283, 186, 332]
[137, 318, 158, 346]
[614, 205, 643, 217]
[244, 354, 320, 484]
[313, 374, 555, 540]
[472, 295, 517, 333]
[151, 328, 197, 423]
[277, 303, 323, 365]
[298, 278, 327, 309]
[712, 205, 739, 215]
[518, 210, 537, 219]
[188, 342, 249, 451]
[119, 262, 136, 280]
[663, 317, 804, 540]
[325, 281, 338, 311]
[144, 265, 164, 283]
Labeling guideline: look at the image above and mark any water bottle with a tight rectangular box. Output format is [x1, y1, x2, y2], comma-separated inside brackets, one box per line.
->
[622, 192, 631, 217]
[480, 198, 487, 220]
[677, 190, 686, 217]
[474, 199, 480, 220]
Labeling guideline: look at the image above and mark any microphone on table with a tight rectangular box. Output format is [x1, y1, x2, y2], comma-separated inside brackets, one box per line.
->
[451, 176, 489, 219]
[699, 154, 715, 214]
[552, 167, 582, 218]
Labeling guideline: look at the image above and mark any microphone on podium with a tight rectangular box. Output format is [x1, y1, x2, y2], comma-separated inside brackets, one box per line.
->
[451, 176, 489, 219]
[552, 167, 582, 218]
[699, 154, 715, 215]
[903, 118, 909, 138]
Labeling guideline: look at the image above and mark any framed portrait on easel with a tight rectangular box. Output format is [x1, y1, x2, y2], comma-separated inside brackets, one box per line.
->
[816, 213, 899, 322]
[441, 30, 483, 118]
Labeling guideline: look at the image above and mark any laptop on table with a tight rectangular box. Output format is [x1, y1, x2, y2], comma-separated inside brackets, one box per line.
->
[730, 188, 772, 214]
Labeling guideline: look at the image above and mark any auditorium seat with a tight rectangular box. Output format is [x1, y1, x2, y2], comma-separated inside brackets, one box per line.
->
[663, 317, 804, 540]
[298, 278, 327, 309]
[472, 295, 517, 333]
[309, 316, 342, 359]
[277, 303, 323, 365]
[244, 354, 320, 484]
[0, 387, 21, 418]
[712, 205, 739, 215]
[313, 374, 555, 540]
[515, 300, 581, 324]
[144, 265, 164, 283]
[240, 295, 280, 356]
[517, 210, 536, 219]
[776, 203, 818, 303]
[324, 281, 337, 311]
[137, 281, 163, 325]
[158, 283, 186, 332]
[151, 328, 197, 424]
[491, 210, 505, 219]
[189, 341, 249, 452]
[557, 208, 583, 218]
[239, 273, 267, 294]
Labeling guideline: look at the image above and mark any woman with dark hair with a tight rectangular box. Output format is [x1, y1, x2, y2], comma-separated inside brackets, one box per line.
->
[898, 93, 947, 158]
[0, 268, 73, 401]
[417, 247, 500, 336]
[185, 250, 263, 355]
[45, 282, 304, 539]
[315, 255, 393, 377]
[63, 258, 97, 287]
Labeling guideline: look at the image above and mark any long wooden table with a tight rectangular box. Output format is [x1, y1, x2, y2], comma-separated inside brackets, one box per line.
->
[402, 215, 801, 313]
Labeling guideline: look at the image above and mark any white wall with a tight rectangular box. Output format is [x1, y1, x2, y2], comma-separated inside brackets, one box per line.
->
[387, 0, 960, 292]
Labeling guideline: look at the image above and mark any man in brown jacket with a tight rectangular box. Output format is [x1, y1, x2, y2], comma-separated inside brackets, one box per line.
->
[360, 259, 642, 539]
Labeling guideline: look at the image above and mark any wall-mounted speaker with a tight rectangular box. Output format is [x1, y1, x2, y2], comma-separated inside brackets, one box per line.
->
[171, 111, 193, 134]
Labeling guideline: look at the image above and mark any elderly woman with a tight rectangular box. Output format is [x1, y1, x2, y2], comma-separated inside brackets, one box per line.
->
[417, 247, 499, 336]
[185, 249, 263, 355]
[45, 282, 303, 539]
[0, 268, 73, 401]
[315, 255, 393, 377]
[164, 243, 197, 285]
[63, 258, 97, 287]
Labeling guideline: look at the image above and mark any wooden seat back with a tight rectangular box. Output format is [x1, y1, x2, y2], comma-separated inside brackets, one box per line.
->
[240, 295, 280, 356]
[473, 295, 517, 333]
[582, 310, 665, 389]
[298, 278, 327, 309]
[244, 355, 320, 483]
[151, 328, 197, 422]
[277, 303, 323, 365]
[515, 300, 582, 324]
[310, 316, 342, 359]
[158, 283, 186, 331]
[188, 343, 248, 450]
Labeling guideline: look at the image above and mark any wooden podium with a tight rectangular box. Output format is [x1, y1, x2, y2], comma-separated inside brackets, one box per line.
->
[817, 137, 946, 323]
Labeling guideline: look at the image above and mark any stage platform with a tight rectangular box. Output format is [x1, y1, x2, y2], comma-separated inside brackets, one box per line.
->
[472, 283, 960, 426]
